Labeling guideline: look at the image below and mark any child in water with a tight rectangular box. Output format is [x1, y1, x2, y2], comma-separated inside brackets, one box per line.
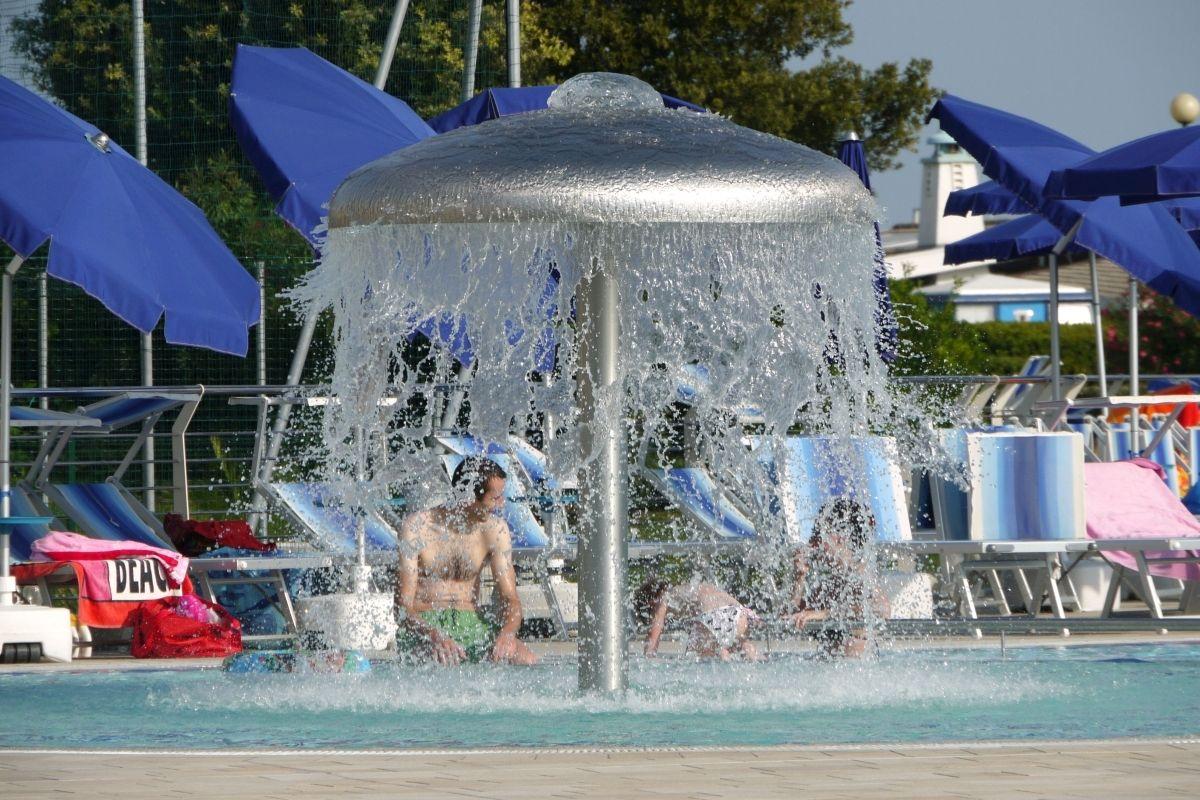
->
[636, 574, 762, 661]
[791, 497, 889, 658]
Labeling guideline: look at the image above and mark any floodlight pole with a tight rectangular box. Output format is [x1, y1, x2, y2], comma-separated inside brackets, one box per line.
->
[0, 254, 24, 600]
[252, 0, 414, 531]
[256, 261, 267, 387]
[374, 0, 411, 89]
[132, 0, 155, 511]
[462, 0, 484, 101]
[506, 0, 521, 88]
[576, 257, 628, 694]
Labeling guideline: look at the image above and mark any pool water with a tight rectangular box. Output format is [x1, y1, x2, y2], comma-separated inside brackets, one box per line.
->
[2, 644, 1197, 750]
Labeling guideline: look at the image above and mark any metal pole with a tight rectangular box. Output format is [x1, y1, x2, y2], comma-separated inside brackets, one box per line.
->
[576, 258, 628, 693]
[1088, 252, 1107, 397]
[1129, 276, 1140, 454]
[37, 271, 47, 411]
[373, 0, 411, 89]
[1048, 253, 1061, 401]
[1, 254, 24, 596]
[461, 0, 483, 102]
[1128, 277, 1140, 394]
[506, 0, 521, 88]
[256, 261, 267, 387]
[251, 311, 319, 521]
[132, 0, 154, 511]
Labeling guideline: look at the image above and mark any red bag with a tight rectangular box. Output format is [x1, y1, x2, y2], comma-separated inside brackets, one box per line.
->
[163, 514, 275, 556]
[130, 595, 243, 658]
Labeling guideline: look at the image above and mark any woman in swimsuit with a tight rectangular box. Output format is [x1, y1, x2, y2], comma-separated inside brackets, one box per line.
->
[394, 456, 538, 665]
[790, 498, 889, 658]
[637, 574, 761, 661]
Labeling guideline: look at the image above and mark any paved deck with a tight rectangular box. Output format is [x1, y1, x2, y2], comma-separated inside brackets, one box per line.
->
[3, 739, 1198, 798]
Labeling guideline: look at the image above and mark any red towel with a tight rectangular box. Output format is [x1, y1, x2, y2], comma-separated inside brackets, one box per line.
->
[13, 560, 193, 628]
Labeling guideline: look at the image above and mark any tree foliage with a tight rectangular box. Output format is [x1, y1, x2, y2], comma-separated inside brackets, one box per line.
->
[529, 0, 936, 170]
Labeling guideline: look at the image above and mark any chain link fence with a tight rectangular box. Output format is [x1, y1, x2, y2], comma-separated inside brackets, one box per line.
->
[0, 0, 513, 521]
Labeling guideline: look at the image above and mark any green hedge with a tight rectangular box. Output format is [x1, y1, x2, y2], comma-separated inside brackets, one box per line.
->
[971, 322, 1099, 376]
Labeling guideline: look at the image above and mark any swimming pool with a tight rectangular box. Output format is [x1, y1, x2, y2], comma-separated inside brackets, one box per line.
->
[1, 643, 1197, 750]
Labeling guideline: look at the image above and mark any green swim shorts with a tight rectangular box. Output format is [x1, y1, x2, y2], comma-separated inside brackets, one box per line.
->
[396, 609, 499, 663]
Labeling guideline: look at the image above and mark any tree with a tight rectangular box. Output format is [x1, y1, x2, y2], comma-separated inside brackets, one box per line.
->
[528, 0, 936, 171]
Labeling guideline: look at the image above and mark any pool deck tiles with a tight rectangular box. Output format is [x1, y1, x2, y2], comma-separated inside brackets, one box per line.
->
[2, 739, 1199, 799]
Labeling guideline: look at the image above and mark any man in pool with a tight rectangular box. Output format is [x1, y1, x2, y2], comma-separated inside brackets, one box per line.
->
[394, 456, 539, 665]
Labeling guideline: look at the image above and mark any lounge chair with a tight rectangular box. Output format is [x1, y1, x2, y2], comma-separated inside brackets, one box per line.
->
[25, 392, 318, 642]
[259, 481, 400, 556]
[640, 467, 758, 541]
[1081, 458, 1200, 618]
[749, 435, 913, 544]
[928, 427, 1087, 618]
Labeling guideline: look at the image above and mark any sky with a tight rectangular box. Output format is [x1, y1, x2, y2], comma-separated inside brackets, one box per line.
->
[829, 0, 1200, 227]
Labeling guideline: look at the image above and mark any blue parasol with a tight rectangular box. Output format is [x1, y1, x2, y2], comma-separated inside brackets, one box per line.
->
[229, 45, 435, 245]
[836, 133, 897, 361]
[0, 76, 260, 356]
[944, 215, 1084, 264]
[944, 181, 1029, 217]
[428, 85, 705, 133]
[0, 75, 260, 590]
[929, 95, 1200, 400]
[1045, 125, 1200, 203]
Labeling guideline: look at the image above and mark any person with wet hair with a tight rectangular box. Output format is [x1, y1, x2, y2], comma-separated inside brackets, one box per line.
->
[394, 455, 538, 665]
[636, 573, 761, 661]
[790, 497, 888, 658]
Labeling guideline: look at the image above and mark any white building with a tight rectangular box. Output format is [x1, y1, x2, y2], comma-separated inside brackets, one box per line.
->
[917, 272, 1093, 324]
[884, 133, 1098, 325]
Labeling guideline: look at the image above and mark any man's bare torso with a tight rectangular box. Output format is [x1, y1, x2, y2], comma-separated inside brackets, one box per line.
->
[402, 508, 503, 610]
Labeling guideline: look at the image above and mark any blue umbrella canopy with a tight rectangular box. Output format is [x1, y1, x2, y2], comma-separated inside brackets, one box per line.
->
[1166, 197, 1200, 231]
[928, 95, 1200, 317]
[944, 181, 1029, 217]
[428, 85, 705, 133]
[0, 76, 260, 355]
[835, 135, 896, 361]
[1045, 125, 1200, 203]
[944, 215, 1083, 265]
[229, 45, 435, 245]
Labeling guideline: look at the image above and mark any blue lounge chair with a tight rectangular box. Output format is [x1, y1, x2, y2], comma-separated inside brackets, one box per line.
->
[749, 435, 913, 544]
[41, 481, 173, 549]
[438, 454, 550, 547]
[641, 467, 757, 541]
[6, 485, 56, 563]
[262, 481, 399, 555]
[435, 433, 574, 493]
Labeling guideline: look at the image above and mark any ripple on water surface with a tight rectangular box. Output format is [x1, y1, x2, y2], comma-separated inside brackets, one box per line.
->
[1, 645, 1197, 749]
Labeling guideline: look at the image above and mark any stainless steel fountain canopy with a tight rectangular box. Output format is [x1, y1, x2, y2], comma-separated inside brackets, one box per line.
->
[328, 73, 875, 228]
[321, 73, 878, 695]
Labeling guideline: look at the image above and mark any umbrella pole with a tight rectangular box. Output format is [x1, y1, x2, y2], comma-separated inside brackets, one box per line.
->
[1048, 253, 1062, 401]
[1089, 252, 1107, 397]
[1128, 277, 1140, 393]
[0, 254, 23, 601]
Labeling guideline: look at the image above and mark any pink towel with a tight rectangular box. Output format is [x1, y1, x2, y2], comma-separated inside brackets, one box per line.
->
[31, 531, 189, 585]
[1083, 459, 1200, 581]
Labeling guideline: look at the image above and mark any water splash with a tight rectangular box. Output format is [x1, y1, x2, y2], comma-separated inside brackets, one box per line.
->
[290, 72, 961, 648]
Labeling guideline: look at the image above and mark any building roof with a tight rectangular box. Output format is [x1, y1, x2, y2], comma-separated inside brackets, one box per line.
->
[996, 256, 1132, 307]
[917, 271, 1090, 302]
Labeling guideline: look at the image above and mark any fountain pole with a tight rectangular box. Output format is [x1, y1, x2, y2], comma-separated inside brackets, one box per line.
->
[576, 257, 628, 693]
